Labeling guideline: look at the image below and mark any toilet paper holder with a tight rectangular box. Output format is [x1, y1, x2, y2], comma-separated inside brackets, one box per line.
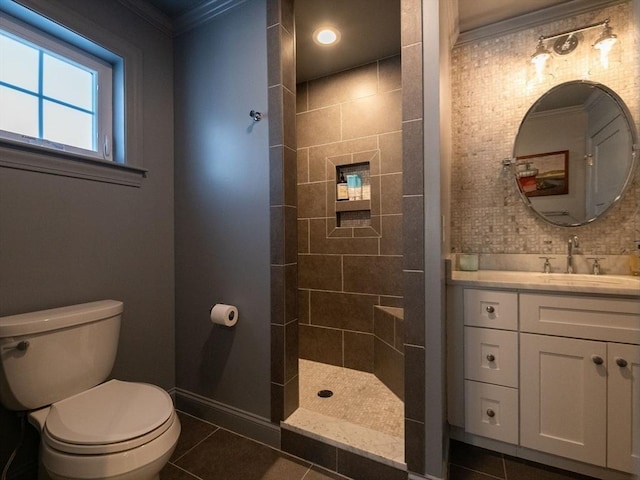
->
[209, 303, 238, 327]
[208, 305, 234, 318]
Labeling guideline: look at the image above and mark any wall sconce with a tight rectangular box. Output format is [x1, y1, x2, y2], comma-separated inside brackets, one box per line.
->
[593, 21, 618, 68]
[531, 38, 551, 79]
[530, 18, 618, 74]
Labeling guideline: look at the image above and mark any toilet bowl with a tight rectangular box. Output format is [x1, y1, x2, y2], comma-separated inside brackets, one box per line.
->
[0, 301, 180, 480]
[29, 380, 180, 480]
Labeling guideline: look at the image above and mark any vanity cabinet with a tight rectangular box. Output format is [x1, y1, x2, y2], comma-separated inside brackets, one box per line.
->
[520, 293, 640, 473]
[448, 284, 640, 476]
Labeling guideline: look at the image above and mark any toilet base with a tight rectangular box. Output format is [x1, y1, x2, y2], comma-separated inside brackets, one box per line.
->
[40, 462, 163, 480]
[41, 447, 171, 480]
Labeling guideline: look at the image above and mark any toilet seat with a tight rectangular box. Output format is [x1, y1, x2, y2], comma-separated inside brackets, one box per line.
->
[43, 379, 174, 455]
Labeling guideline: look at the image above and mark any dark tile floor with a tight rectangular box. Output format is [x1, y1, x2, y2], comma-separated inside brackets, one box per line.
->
[160, 411, 351, 480]
[448, 440, 599, 480]
[161, 412, 599, 480]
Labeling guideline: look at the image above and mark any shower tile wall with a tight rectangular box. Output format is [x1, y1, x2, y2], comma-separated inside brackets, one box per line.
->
[297, 56, 403, 373]
[268, 0, 298, 423]
[451, 2, 640, 256]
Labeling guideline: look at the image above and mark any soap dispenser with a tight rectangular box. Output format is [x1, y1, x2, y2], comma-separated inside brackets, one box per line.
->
[630, 241, 640, 276]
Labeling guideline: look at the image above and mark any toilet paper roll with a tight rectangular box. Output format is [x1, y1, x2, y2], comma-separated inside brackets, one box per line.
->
[210, 304, 238, 327]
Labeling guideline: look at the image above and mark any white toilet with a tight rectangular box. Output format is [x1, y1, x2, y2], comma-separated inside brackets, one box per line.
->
[0, 300, 180, 480]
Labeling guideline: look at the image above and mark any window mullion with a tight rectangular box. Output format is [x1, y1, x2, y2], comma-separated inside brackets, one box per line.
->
[38, 49, 44, 140]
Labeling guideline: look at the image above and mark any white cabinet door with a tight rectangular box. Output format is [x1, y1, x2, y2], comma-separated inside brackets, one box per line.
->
[607, 343, 640, 474]
[520, 333, 607, 466]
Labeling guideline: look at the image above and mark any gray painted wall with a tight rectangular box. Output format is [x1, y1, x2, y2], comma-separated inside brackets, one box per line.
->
[0, 0, 175, 474]
[174, 0, 271, 419]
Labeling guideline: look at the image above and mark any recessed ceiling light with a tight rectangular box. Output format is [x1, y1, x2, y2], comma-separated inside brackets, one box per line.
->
[313, 27, 340, 46]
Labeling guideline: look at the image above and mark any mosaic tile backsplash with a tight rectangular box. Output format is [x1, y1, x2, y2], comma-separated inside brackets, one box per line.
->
[451, 2, 640, 256]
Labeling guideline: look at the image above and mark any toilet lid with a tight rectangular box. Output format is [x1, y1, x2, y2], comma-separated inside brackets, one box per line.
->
[45, 379, 173, 447]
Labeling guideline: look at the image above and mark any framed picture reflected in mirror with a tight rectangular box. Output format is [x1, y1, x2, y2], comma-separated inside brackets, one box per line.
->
[515, 150, 569, 197]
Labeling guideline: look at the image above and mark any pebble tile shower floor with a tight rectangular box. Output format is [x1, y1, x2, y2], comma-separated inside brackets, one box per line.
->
[283, 360, 405, 465]
[296, 360, 404, 438]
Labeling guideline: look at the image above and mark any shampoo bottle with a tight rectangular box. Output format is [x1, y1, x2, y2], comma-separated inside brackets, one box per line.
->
[337, 172, 348, 201]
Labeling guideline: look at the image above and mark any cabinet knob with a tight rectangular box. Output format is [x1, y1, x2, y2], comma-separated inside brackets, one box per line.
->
[486, 354, 495, 362]
[486, 409, 495, 418]
[591, 355, 604, 365]
[486, 306, 495, 314]
[615, 357, 628, 368]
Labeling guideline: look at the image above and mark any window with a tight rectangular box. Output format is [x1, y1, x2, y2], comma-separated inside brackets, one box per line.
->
[0, 14, 112, 161]
[0, 2, 146, 186]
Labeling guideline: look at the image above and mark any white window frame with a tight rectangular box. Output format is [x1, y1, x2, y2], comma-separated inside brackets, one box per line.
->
[0, 1, 146, 187]
[0, 15, 113, 161]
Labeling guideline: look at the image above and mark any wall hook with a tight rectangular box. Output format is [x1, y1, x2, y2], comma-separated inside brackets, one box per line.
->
[249, 110, 262, 122]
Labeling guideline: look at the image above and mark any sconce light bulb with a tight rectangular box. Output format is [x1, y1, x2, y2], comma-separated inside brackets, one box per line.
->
[593, 24, 617, 68]
[531, 51, 550, 66]
[531, 38, 550, 63]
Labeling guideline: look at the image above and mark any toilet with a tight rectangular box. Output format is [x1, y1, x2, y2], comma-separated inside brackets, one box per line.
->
[0, 300, 180, 480]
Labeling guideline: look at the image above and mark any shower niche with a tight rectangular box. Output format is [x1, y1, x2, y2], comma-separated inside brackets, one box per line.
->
[330, 151, 380, 236]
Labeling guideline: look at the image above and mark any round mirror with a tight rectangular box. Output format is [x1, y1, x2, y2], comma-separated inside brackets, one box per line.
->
[513, 80, 638, 226]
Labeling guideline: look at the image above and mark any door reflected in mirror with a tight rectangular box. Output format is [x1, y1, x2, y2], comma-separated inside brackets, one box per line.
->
[513, 81, 637, 227]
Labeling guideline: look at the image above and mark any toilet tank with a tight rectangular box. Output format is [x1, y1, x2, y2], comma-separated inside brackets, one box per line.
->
[0, 300, 122, 411]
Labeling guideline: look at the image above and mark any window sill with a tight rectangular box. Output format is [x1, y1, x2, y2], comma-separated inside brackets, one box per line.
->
[0, 142, 147, 187]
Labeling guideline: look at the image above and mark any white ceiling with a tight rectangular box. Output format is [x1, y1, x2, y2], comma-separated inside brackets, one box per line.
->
[145, 0, 577, 81]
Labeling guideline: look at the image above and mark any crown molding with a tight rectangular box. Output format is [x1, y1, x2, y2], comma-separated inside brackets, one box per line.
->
[117, 0, 173, 36]
[173, 0, 249, 35]
[118, 0, 250, 37]
[456, 0, 628, 46]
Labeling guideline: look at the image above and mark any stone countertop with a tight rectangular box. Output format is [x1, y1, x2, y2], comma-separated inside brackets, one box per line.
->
[448, 269, 640, 297]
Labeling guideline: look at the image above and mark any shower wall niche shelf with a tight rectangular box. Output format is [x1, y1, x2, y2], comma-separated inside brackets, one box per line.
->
[335, 199, 371, 212]
[335, 161, 371, 228]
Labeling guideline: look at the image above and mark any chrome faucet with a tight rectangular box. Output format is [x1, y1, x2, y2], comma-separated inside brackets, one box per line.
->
[566, 235, 579, 273]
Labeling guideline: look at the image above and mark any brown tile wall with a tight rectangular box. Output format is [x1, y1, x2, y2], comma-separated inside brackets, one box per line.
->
[297, 55, 403, 373]
[373, 306, 404, 399]
[268, 0, 298, 423]
[401, 0, 426, 473]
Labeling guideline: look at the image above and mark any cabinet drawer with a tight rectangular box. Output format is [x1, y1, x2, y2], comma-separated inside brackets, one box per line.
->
[464, 327, 518, 388]
[465, 380, 518, 444]
[520, 293, 640, 344]
[464, 289, 518, 330]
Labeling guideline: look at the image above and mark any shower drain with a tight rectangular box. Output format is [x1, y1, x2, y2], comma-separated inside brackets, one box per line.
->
[317, 389, 333, 398]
